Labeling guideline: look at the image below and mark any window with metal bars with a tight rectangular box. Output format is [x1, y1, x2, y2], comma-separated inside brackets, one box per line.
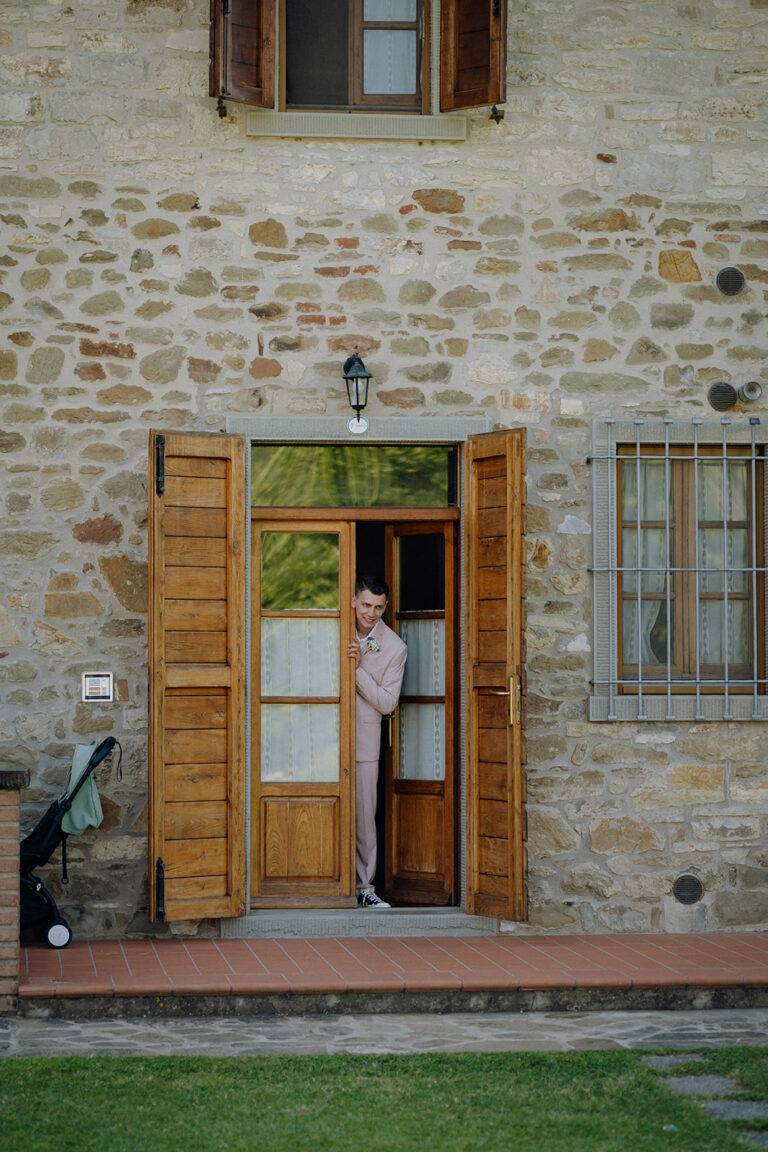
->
[590, 417, 766, 721]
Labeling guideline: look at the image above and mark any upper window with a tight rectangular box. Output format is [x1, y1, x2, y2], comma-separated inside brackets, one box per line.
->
[287, 0, 423, 112]
[591, 419, 767, 722]
[210, 0, 506, 115]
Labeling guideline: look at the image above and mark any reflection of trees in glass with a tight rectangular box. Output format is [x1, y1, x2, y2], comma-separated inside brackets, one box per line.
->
[251, 444, 454, 508]
[261, 533, 339, 610]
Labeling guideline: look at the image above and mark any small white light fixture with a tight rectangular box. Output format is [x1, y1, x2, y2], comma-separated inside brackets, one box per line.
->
[82, 672, 114, 703]
[343, 352, 372, 435]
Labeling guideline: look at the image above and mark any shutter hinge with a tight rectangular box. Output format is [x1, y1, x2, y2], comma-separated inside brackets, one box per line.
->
[155, 857, 165, 921]
[493, 0, 501, 17]
[155, 434, 165, 496]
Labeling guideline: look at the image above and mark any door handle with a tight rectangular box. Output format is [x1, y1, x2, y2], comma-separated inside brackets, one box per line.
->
[487, 676, 521, 726]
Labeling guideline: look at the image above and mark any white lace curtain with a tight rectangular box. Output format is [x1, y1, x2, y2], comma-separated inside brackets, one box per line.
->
[398, 618, 444, 781]
[261, 618, 339, 783]
[363, 1, 417, 95]
[621, 458, 750, 670]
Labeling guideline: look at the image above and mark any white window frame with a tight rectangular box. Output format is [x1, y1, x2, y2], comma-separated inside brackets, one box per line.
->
[590, 415, 768, 722]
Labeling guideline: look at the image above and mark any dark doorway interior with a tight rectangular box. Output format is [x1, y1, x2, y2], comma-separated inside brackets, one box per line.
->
[354, 522, 389, 896]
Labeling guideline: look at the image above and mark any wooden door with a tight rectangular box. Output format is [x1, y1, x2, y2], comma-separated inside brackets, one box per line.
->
[465, 430, 527, 920]
[251, 520, 357, 907]
[148, 430, 247, 922]
[383, 522, 455, 905]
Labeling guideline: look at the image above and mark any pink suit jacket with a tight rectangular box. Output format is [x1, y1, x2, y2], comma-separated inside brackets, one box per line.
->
[354, 620, 407, 763]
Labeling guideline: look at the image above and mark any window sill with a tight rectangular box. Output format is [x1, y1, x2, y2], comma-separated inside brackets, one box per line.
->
[589, 694, 768, 722]
[245, 110, 468, 141]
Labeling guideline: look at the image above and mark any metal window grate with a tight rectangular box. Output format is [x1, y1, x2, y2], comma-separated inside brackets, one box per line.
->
[590, 416, 767, 722]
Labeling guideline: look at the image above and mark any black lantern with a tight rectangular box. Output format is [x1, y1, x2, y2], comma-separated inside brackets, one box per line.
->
[343, 353, 372, 433]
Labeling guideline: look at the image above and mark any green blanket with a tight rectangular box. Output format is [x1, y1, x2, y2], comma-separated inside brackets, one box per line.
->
[61, 743, 104, 835]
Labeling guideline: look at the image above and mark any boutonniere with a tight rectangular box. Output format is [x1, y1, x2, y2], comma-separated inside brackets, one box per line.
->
[365, 637, 381, 653]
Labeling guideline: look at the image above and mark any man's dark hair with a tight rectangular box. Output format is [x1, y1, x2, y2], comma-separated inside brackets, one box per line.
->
[355, 574, 389, 598]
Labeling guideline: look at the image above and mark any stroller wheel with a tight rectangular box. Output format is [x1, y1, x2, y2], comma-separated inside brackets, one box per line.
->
[47, 920, 72, 949]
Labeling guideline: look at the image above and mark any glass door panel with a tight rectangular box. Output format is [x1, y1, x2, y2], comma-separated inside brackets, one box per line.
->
[399, 617, 445, 782]
[261, 617, 340, 698]
[251, 521, 355, 907]
[385, 521, 455, 905]
[261, 703, 340, 783]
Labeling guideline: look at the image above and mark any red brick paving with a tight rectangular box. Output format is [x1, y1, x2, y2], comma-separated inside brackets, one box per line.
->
[18, 931, 768, 1003]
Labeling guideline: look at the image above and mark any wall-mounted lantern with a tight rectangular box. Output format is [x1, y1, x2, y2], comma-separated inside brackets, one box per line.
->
[343, 353, 372, 434]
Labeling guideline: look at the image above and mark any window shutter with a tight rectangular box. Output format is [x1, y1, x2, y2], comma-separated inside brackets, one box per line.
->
[210, 0, 275, 108]
[148, 430, 247, 922]
[440, 0, 506, 112]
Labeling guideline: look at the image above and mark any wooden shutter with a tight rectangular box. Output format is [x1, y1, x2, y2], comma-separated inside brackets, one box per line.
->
[149, 430, 247, 922]
[210, 0, 275, 107]
[465, 429, 526, 920]
[440, 0, 506, 112]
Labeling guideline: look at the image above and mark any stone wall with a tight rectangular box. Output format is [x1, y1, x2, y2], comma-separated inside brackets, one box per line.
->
[1, 0, 767, 936]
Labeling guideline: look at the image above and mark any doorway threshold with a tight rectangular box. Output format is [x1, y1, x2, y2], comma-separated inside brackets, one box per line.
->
[220, 907, 499, 939]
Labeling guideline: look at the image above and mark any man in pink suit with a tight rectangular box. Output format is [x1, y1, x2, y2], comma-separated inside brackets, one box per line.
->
[347, 575, 407, 909]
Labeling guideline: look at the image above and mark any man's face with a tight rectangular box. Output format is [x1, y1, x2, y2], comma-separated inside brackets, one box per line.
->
[352, 589, 387, 635]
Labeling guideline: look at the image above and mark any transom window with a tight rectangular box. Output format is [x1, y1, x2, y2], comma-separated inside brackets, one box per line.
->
[591, 419, 767, 721]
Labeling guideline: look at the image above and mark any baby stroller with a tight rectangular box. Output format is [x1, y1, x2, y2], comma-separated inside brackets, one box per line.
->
[20, 736, 119, 949]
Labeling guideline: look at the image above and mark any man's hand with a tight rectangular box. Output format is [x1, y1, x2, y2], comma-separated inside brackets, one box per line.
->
[347, 639, 362, 668]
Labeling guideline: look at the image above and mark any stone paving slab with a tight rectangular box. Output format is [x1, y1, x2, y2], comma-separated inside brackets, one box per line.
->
[2, 1007, 768, 1059]
[699, 1101, 768, 1122]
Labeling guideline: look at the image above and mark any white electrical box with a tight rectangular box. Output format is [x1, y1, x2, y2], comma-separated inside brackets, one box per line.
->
[82, 672, 114, 703]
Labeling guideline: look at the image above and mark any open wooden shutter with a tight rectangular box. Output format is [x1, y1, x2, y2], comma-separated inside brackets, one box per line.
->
[440, 0, 506, 112]
[149, 430, 247, 922]
[210, 0, 275, 107]
[465, 429, 526, 920]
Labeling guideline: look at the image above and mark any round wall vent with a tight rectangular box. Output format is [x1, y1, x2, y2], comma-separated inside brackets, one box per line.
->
[716, 266, 746, 296]
[708, 382, 738, 411]
[673, 874, 704, 905]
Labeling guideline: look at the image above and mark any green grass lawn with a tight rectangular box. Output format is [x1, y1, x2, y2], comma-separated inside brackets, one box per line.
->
[4, 1048, 767, 1151]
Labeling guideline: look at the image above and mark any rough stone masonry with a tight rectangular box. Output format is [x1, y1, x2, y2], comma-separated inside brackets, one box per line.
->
[1, 0, 767, 938]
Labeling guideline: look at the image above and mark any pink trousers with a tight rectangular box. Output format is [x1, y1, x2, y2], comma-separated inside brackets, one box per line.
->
[355, 759, 378, 893]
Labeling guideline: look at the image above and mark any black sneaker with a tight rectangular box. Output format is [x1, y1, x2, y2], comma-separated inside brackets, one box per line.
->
[357, 890, 391, 909]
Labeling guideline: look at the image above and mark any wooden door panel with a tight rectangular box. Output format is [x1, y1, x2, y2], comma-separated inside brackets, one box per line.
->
[166, 801, 227, 841]
[478, 834, 508, 877]
[466, 430, 527, 921]
[165, 536, 227, 568]
[393, 794, 443, 876]
[165, 456, 227, 480]
[164, 475, 226, 507]
[166, 633, 228, 664]
[263, 798, 340, 881]
[166, 567, 227, 600]
[164, 507, 227, 537]
[478, 727, 507, 763]
[165, 694, 228, 729]
[477, 629, 506, 663]
[148, 429, 246, 923]
[164, 837, 227, 878]
[165, 600, 228, 631]
[168, 874, 228, 902]
[165, 762, 228, 803]
[166, 728, 226, 764]
[477, 761, 508, 801]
